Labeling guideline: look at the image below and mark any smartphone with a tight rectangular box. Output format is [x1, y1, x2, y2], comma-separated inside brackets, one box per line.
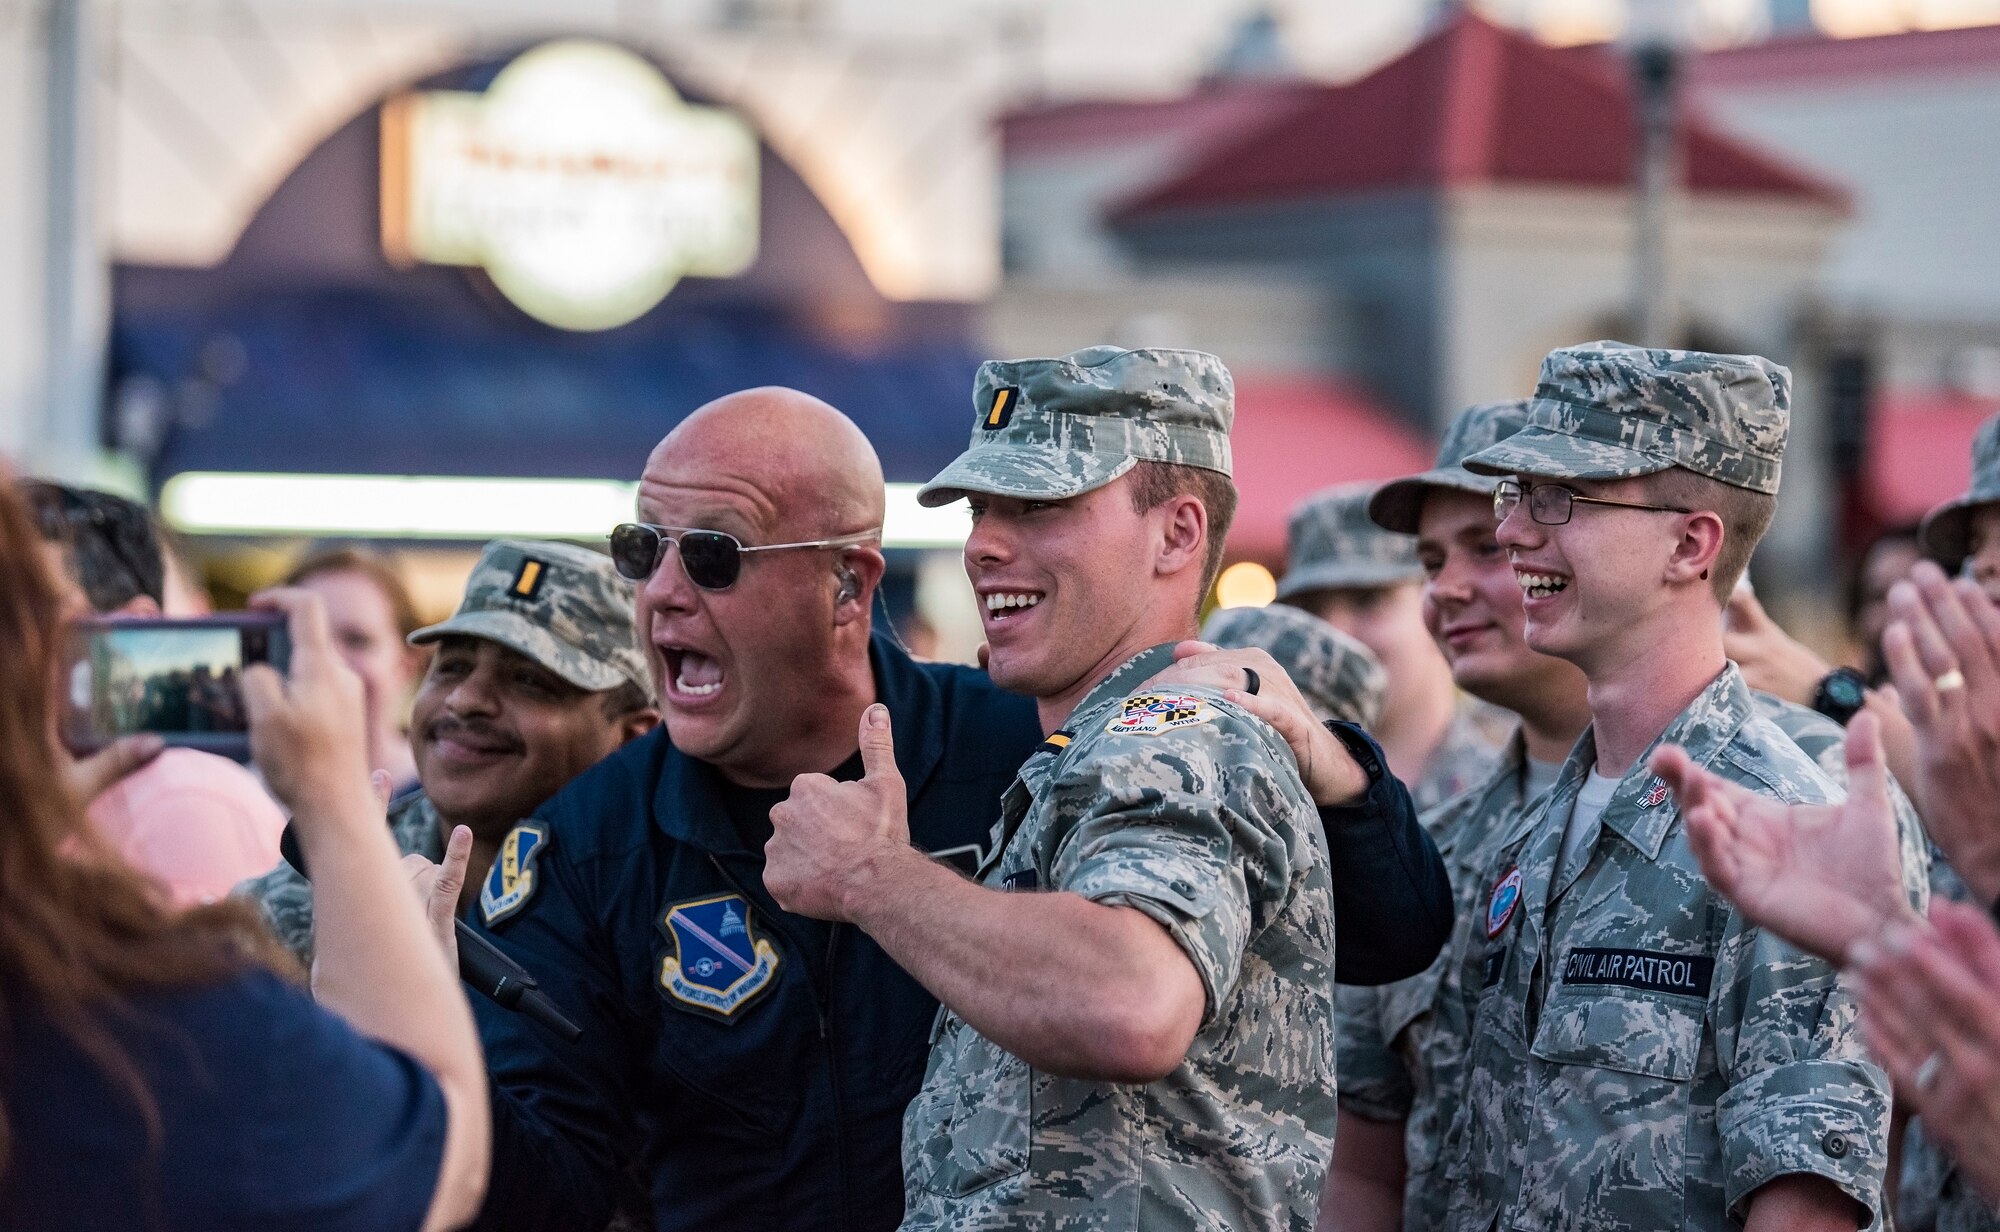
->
[62, 614, 290, 757]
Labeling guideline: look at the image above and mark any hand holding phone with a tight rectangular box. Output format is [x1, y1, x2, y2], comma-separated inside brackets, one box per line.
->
[241, 589, 373, 818]
[63, 613, 291, 759]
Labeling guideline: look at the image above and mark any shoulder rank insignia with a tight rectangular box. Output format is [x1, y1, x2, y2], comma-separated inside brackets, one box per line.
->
[1105, 692, 1219, 737]
[480, 822, 549, 927]
[658, 893, 781, 1020]
[1486, 865, 1524, 939]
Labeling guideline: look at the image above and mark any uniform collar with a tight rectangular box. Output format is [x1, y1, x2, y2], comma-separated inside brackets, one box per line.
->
[1569, 663, 1754, 863]
[1435, 730, 1528, 861]
[653, 631, 946, 854]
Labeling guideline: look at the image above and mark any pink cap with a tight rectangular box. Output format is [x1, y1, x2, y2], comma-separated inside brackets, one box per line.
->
[87, 748, 287, 908]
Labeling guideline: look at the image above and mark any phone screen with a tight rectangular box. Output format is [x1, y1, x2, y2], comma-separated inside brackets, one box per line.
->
[64, 617, 289, 755]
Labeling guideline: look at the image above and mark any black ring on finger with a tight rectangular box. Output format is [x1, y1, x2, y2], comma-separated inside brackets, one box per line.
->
[1243, 667, 1261, 696]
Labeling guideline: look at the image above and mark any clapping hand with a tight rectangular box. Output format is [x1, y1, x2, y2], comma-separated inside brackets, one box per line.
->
[1851, 900, 2000, 1205]
[1882, 562, 2000, 904]
[1649, 711, 1920, 965]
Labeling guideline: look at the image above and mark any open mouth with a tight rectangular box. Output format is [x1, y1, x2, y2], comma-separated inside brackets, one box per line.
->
[982, 591, 1044, 623]
[1516, 570, 1570, 600]
[660, 645, 726, 700]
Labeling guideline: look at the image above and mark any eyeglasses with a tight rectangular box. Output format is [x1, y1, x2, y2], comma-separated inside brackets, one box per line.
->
[608, 523, 881, 591]
[1492, 479, 1691, 527]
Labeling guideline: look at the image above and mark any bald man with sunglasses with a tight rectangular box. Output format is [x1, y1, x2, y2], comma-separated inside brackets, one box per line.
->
[449, 386, 1448, 1232]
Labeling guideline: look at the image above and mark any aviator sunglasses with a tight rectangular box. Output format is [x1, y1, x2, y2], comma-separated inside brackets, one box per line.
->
[609, 523, 881, 591]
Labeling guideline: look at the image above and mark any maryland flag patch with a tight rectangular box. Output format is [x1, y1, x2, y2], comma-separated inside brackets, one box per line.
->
[480, 822, 549, 927]
[1106, 692, 1219, 737]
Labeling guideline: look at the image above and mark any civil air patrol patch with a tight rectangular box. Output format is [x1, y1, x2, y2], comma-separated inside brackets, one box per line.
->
[1486, 865, 1524, 938]
[480, 822, 549, 927]
[657, 893, 781, 1020]
[1639, 778, 1670, 809]
[982, 385, 1022, 432]
[510, 557, 548, 601]
[1106, 692, 1218, 737]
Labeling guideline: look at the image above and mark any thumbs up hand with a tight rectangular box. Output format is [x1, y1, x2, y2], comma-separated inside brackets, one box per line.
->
[766, 703, 915, 921]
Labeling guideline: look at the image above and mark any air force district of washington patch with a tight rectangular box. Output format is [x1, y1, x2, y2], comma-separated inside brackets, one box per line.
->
[1106, 692, 1220, 737]
[658, 893, 781, 1019]
[480, 822, 549, 927]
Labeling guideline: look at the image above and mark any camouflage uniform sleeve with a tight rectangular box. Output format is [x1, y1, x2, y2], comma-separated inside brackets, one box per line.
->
[1046, 699, 1311, 1024]
[1335, 982, 1413, 1121]
[1708, 734, 1930, 1221]
[234, 860, 318, 969]
[1711, 906, 1893, 1220]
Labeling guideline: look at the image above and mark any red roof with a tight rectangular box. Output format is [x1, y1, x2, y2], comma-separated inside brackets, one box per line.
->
[1002, 80, 1319, 159]
[1114, 12, 1847, 221]
[1695, 22, 2000, 89]
[1226, 373, 1434, 563]
[1863, 390, 2000, 526]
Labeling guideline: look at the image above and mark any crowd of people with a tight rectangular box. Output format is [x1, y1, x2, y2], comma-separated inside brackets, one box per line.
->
[1, 337, 1998, 1232]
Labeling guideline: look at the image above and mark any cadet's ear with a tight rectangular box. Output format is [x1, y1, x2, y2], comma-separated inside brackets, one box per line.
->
[1663, 509, 1726, 594]
[1153, 494, 1208, 581]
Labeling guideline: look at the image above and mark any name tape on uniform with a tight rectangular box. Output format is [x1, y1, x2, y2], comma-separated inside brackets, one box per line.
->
[1559, 947, 1715, 998]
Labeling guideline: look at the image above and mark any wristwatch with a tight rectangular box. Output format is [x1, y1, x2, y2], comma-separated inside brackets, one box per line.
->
[1811, 667, 1869, 726]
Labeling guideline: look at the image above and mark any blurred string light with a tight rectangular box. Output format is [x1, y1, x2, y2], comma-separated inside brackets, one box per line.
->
[1214, 561, 1278, 609]
[159, 473, 970, 549]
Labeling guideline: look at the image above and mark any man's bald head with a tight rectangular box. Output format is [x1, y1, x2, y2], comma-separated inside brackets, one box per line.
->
[646, 388, 884, 540]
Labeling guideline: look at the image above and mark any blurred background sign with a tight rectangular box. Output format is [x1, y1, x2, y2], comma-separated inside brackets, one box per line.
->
[382, 40, 761, 331]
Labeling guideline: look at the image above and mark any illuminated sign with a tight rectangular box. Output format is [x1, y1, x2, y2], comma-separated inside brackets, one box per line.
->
[382, 40, 760, 331]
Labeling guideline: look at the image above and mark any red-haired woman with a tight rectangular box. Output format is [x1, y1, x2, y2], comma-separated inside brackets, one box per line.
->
[0, 477, 488, 1230]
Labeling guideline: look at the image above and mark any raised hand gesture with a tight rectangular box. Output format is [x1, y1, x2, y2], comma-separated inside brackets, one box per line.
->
[1649, 711, 1920, 964]
[766, 703, 914, 921]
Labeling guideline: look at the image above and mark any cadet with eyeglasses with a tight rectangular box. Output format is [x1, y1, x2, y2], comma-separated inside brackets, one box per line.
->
[1435, 342, 1927, 1232]
[433, 385, 1452, 1232]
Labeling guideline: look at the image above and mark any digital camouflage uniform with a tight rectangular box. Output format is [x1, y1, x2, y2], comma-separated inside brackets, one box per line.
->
[242, 790, 445, 967]
[911, 347, 1337, 1232]
[1435, 342, 1928, 1231]
[1278, 482, 1508, 814]
[1202, 601, 1387, 727]
[1335, 733, 1538, 1232]
[1337, 398, 1547, 1231]
[239, 537, 651, 968]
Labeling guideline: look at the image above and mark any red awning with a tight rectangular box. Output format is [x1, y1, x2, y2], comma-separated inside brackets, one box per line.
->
[1864, 390, 2000, 526]
[1227, 374, 1436, 563]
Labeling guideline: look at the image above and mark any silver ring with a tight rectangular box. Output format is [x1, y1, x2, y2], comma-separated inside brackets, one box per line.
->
[1935, 668, 1966, 694]
[1243, 667, 1261, 697]
[1915, 1051, 1945, 1092]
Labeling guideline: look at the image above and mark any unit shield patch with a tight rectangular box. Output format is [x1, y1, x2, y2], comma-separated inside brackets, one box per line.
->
[1487, 865, 1524, 938]
[480, 822, 549, 927]
[658, 893, 781, 1020]
[1106, 692, 1219, 737]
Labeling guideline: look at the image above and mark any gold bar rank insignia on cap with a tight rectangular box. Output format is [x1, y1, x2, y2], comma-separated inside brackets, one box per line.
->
[985, 386, 1021, 431]
[512, 558, 547, 600]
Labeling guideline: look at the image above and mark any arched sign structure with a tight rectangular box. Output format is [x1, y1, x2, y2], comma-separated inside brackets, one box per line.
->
[381, 41, 761, 331]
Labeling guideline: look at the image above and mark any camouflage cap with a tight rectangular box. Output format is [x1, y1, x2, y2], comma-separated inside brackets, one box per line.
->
[1275, 483, 1423, 599]
[1200, 602, 1387, 728]
[916, 345, 1233, 507]
[1460, 341, 1791, 495]
[410, 539, 652, 698]
[1919, 413, 2000, 568]
[1368, 400, 1533, 534]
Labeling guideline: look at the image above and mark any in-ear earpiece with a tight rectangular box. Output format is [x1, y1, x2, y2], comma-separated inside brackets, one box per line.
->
[836, 564, 860, 605]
